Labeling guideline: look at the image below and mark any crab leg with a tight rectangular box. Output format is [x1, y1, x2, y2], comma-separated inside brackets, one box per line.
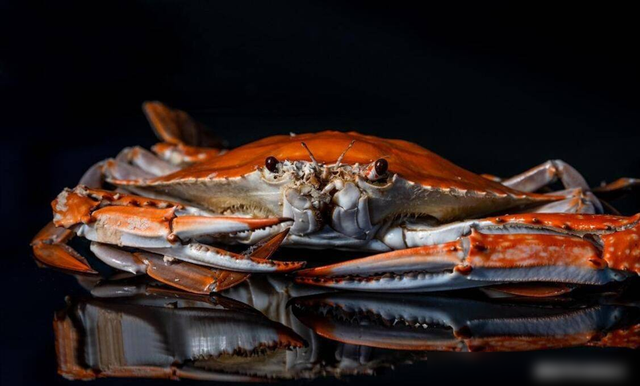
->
[593, 177, 640, 201]
[488, 160, 603, 212]
[151, 142, 223, 166]
[520, 188, 598, 214]
[143, 101, 224, 166]
[500, 160, 590, 192]
[33, 219, 254, 293]
[103, 158, 158, 181]
[91, 229, 298, 292]
[88, 244, 250, 293]
[297, 213, 640, 292]
[140, 251, 251, 293]
[31, 222, 98, 274]
[143, 241, 302, 273]
[116, 146, 181, 176]
[526, 197, 592, 214]
[53, 186, 302, 273]
[30, 162, 110, 274]
[105, 143, 192, 188]
[89, 242, 147, 275]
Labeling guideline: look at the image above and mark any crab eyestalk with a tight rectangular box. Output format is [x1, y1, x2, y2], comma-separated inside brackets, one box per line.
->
[362, 158, 389, 181]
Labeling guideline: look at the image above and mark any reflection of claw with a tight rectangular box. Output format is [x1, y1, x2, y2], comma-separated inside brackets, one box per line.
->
[56, 278, 433, 380]
[291, 292, 640, 352]
[54, 290, 304, 380]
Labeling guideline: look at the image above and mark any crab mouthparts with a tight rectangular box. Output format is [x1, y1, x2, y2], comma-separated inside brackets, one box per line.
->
[282, 177, 377, 239]
[283, 188, 326, 235]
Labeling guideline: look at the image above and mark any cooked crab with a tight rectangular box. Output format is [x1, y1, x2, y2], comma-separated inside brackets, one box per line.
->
[31, 102, 640, 294]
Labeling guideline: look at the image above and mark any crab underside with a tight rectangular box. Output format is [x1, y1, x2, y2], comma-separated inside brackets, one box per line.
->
[31, 102, 640, 296]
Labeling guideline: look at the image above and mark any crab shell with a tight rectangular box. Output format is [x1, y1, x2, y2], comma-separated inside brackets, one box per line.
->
[113, 131, 557, 245]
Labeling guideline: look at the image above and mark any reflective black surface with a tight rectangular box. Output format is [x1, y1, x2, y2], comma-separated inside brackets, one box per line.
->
[2, 2, 639, 385]
[7, 233, 640, 385]
[31, 272, 640, 383]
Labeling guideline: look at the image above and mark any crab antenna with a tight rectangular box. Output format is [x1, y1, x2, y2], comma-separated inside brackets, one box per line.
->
[300, 142, 320, 169]
[334, 140, 356, 169]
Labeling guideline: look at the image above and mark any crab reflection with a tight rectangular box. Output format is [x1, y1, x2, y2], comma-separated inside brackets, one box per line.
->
[56, 276, 427, 381]
[55, 286, 305, 380]
[55, 276, 638, 381]
[291, 291, 640, 352]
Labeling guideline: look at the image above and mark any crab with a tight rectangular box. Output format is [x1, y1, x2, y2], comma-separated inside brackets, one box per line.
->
[31, 102, 640, 295]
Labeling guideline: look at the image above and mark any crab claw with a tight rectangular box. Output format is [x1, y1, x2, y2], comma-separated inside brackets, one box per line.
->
[147, 229, 305, 273]
[51, 187, 303, 273]
[297, 214, 640, 292]
[32, 243, 98, 274]
[138, 251, 250, 293]
[171, 216, 292, 239]
[295, 242, 477, 292]
[31, 222, 98, 274]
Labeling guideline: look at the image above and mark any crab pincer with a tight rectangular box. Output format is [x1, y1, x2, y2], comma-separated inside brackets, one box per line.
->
[49, 186, 302, 273]
[34, 186, 303, 293]
[296, 213, 640, 293]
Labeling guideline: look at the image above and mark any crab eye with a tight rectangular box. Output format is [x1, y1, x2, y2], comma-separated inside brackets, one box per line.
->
[374, 158, 388, 175]
[365, 158, 389, 181]
[265, 156, 280, 172]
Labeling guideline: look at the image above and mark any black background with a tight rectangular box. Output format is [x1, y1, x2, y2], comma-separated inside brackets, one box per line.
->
[1, 1, 639, 385]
